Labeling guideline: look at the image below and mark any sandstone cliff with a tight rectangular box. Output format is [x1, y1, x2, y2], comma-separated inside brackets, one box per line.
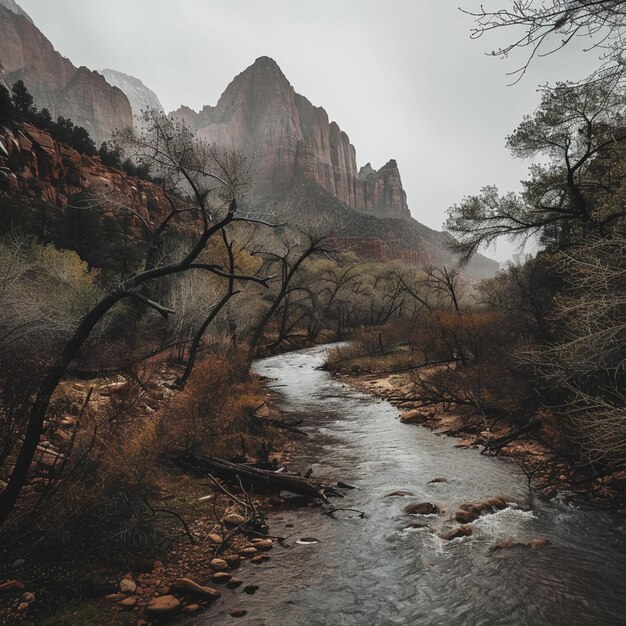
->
[0, 4, 133, 145]
[100, 69, 165, 119]
[0, 122, 172, 226]
[171, 56, 410, 220]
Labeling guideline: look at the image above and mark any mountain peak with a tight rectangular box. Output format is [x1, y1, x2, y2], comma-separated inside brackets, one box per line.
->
[0, 0, 32, 22]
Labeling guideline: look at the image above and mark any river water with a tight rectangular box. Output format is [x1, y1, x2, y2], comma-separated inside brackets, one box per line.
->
[193, 345, 626, 625]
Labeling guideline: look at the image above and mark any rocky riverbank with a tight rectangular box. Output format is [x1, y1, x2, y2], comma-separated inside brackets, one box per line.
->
[332, 369, 626, 510]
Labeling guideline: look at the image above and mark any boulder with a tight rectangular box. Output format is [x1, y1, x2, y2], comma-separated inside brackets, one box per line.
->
[405, 502, 440, 515]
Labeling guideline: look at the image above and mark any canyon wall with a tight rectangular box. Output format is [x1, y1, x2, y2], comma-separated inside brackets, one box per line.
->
[0, 5, 133, 145]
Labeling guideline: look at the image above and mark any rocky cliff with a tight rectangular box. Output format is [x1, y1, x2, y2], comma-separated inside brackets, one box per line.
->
[0, 4, 133, 145]
[99, 69, 165, 119]
[171, 57, 410, 220]
[0, 122, 172, 226]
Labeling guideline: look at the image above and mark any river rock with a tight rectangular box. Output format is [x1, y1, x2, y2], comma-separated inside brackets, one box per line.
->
[405, 502, 440, 515]
[239, 547, 258, 557]
[456, 497, 507, 523]
[119, 578, 137, 594]
[252, 538, 273, 550]
[119, 596, 137, 608]
[428, 478, 448, 484]
[455, 509, 479, 524]
[440, 525, 473, 540]
[222, 513, 246, 526]
[145, 594, 181, 614]
[243, 584, 259, 595]
[490, 540, 524, 551]
[209, 558, 229, 571]
[400, 410, 424, 423]
[208, 533, 223, 543]
[227, 577, 243, 589]
[231, 609, 247, 617]
[528, 538, 552, 549]
[183, 604, 201, 613]
[385, 490, 415, 497]
[172, 577, 221, 599]
[212, 572, 232, 584]
[21, 592, 35, 605]
[251, 555, 264, 563]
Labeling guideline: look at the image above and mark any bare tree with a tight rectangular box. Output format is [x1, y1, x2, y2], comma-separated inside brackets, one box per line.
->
[0, 111, 271, 525]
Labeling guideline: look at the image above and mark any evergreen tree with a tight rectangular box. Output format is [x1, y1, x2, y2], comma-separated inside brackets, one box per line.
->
[11, 80, 33, 115]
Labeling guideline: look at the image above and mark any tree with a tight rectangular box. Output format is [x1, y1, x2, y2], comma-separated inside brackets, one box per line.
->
[465, 1, 626, 82]
[0, 110, 271, 525]
[11, 80, 33, 115]
[446, 77, 626, 262]
[0, 85, 14, 122]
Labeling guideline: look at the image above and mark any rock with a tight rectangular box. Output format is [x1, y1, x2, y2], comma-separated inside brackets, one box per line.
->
[170, 57, 410, 221]
[455, 509, 479, 524]
[239, 547, 258, 557]
[404, 522, 430, 530]
[222, 513, 246, 526]
[211, 572, 232, 584]
[21, 592, 35, 605]
[208, 533, 223, 543]
[119, 578, 137, 594]
[440, 525, 473, 541]
[183, 603, 201, 613]
[528, 538, 552, 549]
[227, 577, 243, 589]
[224, 554, 241, 566]
[251, 555, 264, 563]
[428, 478, 448, 484]
[17, 602, 28, 612]
[455, 497, 508, 523]
[400, 410, 424, 423]
[385, 490, 415, 497]
[230, 609, 248, 618]
[0, 580, 25, 592]
[252, 538, 273, 551]
[209, 558, 229, 571]
[490, 540, 523, 551]
[405, 502, 440, 515]
[171, 578, 220, 599]
[145, 594, 181, 615]
[243, 584, 259, 595]
[119, 596, 137, 608]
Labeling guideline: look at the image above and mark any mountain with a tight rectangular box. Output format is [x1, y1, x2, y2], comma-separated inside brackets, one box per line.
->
[171, 56, 409, 221]
[171, 57, 497, 277]
[99, 69, 164, 118]
[0, 0, 31, 22]
[0, 3, 132, 144]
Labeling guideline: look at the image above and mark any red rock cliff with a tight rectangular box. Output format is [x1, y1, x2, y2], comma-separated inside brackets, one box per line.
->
[0, 5, 133, 145]
[170, 57, 410, 219]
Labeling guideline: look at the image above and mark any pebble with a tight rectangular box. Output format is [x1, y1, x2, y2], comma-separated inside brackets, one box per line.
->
[120, 596, 137, 608]
[226, 577, 243, 589]
[230, 609, 248, 617]
[212, 572, 232, 584]
[222, 513, 246, 526]
[239, 547, 258, 557]
[243, 584, 259, 595]
[183, 604, 201, 613]
[252, 538, 273, 551]
[251, 555, 263, 564]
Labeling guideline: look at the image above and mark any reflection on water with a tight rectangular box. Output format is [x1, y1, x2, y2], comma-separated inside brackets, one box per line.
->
[191, 346, 626, 626]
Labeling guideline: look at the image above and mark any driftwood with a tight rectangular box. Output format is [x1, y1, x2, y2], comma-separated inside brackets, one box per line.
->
[176, 454, 336, 502]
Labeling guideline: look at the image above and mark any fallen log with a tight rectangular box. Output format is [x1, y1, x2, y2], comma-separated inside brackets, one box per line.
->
[483, 419, 542, 454]
[175, 454, 334, 502]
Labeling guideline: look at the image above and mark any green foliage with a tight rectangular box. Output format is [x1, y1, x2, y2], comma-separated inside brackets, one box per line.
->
[0, 84, 14, 121]
[11, 79, 33, 114]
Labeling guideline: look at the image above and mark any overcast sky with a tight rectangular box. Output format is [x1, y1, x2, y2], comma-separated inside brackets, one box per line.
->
[19, 0, 602, 261]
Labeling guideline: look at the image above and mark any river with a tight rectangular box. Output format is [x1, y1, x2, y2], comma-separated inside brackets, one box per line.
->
[191, 345, 626, 625]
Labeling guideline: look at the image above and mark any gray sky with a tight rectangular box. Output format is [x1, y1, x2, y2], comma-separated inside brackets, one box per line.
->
[19, 0, 601, 262]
